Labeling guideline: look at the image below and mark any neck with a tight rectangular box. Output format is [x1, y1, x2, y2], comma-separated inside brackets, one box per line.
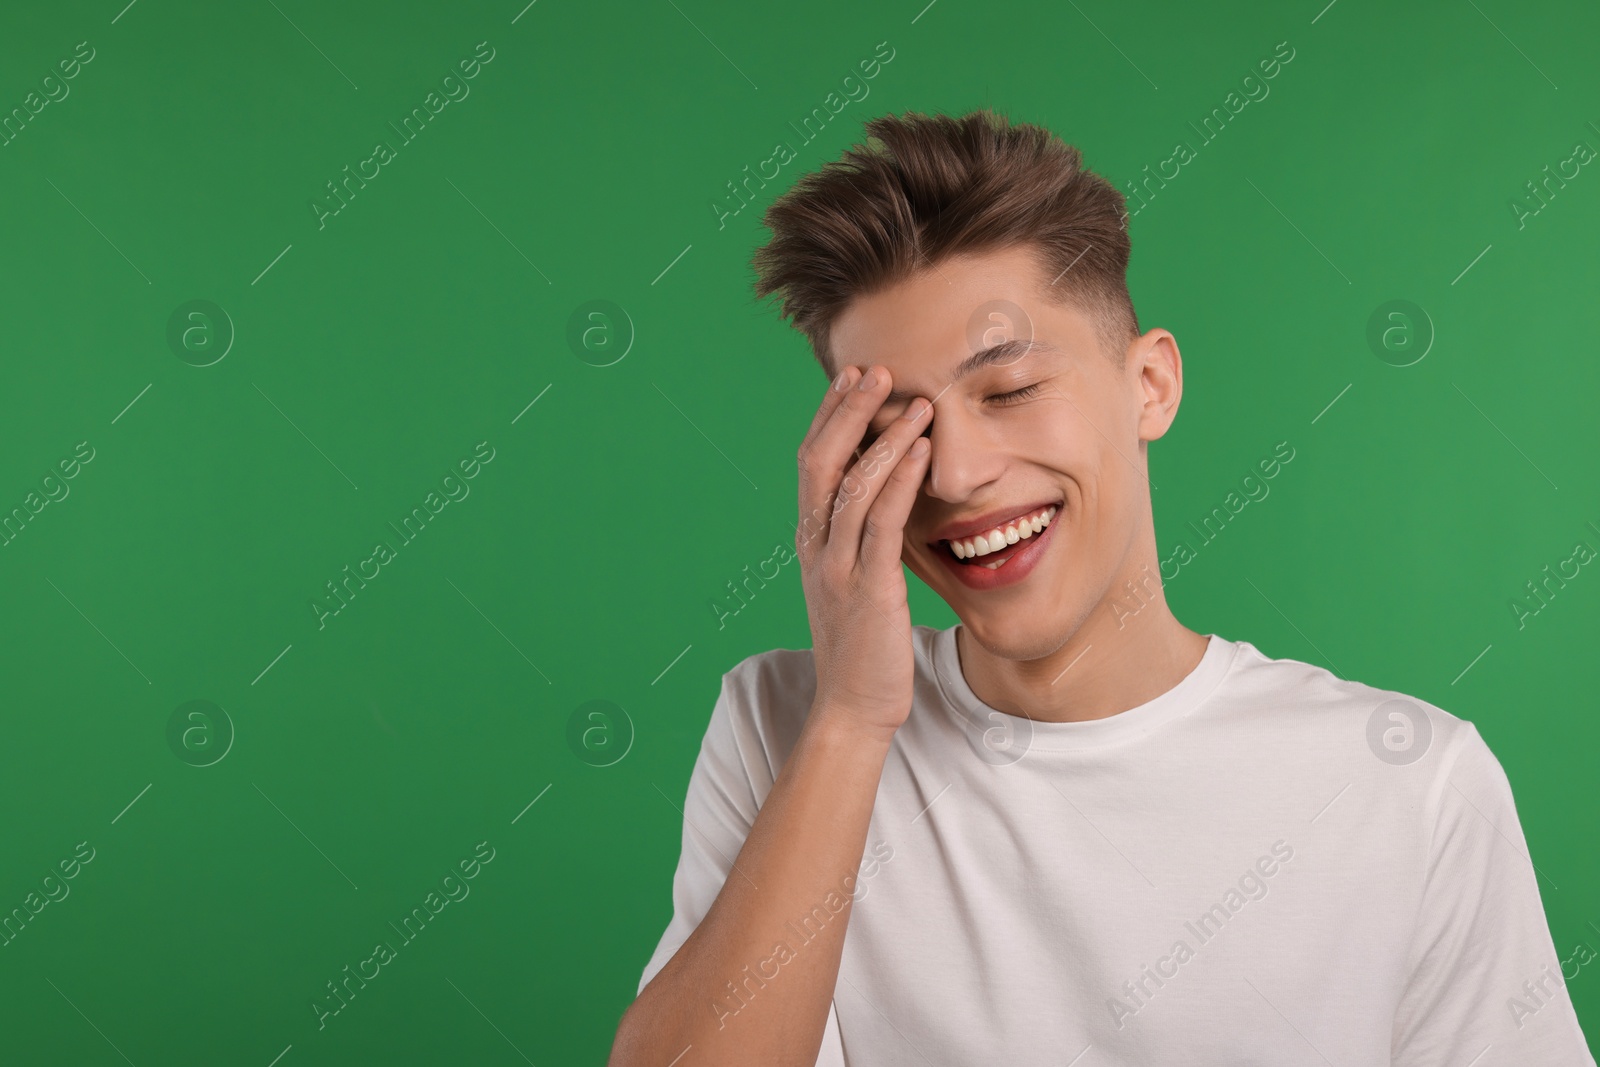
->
[955, 557, 1209, 725]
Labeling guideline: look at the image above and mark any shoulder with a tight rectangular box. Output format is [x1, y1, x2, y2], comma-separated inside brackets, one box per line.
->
[1201, 638, 1530, 875]
[719, 643, 818, 712]
[700, 643, 818, 787]
[1217, 636, 1496, 791]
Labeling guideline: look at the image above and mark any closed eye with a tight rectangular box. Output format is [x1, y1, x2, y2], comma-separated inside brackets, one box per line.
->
[989, 383, 1042, 405]
[859, 384, 1040, 450]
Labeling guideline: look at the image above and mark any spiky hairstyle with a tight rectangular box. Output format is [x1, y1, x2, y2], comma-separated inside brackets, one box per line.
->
[752, 109, 1139, 372]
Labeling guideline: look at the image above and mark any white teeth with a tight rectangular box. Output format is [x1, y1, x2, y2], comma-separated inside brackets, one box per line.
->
[945, 505, 1060, 560]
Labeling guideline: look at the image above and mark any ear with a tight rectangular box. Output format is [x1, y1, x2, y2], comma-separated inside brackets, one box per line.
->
[1128, 328, 1183, 443]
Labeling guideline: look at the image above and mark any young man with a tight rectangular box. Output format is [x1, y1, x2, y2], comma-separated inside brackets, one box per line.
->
[608, 111, 1594, 1066]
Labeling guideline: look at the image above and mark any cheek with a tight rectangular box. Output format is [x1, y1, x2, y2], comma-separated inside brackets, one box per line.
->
[1013, 410, 1110, 514]
[1010, 408, 1081, 463]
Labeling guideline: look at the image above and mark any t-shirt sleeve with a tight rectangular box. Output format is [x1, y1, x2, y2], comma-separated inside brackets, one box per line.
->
[633, 655, 847, 1067]
[636, 668, 765, 994]
[1391, 722, 1596, 1065]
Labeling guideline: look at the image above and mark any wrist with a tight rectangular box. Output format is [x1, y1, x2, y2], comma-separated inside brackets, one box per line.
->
[804, 701, 901, 752]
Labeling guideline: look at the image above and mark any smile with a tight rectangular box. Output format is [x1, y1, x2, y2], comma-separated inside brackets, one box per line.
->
[942, 505, 1058, 568]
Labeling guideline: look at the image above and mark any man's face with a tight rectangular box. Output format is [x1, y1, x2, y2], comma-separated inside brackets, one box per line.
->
[828, 243, 1177, 662]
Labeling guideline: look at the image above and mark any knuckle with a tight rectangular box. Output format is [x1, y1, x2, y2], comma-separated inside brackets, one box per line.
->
[820, 557, 851, 588]
[861, 514, 889, 543]
[845, 566, 874, 599]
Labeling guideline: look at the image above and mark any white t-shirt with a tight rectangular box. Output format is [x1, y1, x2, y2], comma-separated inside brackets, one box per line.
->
[638, 626, 1594, 1065]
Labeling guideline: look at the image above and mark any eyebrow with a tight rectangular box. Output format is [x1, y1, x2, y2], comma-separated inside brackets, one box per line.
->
[884, 338, 1061, 403]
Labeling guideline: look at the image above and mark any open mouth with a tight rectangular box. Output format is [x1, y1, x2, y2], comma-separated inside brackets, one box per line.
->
[938, 504, 1059, 571]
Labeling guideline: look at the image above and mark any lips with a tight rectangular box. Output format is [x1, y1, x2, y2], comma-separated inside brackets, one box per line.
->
[944, 505, 1057, 561]
[929, 503, 1061, 590]
[929, 499, 1063, 546]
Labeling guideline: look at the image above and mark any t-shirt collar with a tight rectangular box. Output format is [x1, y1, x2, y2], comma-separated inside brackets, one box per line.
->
[927, 624, 1239, 753]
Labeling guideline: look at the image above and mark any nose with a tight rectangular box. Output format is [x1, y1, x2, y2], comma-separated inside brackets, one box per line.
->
[923, 397, 1006, 504]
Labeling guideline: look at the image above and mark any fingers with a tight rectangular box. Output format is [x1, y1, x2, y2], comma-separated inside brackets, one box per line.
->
[825, 392, 933, 560]
[795, 366, 859, 559]
[799, 365, 860, 450]
[796, 365, 892, 556]
[858, 434, 932, 573]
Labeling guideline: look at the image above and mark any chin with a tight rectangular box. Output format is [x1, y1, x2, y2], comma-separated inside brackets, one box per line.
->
[909, 549, 1084, 664]
[954, 604, 1080, 663]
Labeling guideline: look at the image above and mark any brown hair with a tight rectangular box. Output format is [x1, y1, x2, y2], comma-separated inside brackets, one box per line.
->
[751, 108, 1139, 373]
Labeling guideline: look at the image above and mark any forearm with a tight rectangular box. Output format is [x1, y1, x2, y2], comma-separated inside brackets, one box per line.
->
[610, 707, 891, 1067]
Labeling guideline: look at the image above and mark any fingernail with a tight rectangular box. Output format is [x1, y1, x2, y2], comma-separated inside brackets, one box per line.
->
[902, 397, 929, 421]
[856, 368, 879, 392]
[832, 368, 851, 391]
[910, 436, 930, 457]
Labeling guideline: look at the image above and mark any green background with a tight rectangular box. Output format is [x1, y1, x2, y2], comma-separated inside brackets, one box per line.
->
[1, 0, 1596, 1062]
